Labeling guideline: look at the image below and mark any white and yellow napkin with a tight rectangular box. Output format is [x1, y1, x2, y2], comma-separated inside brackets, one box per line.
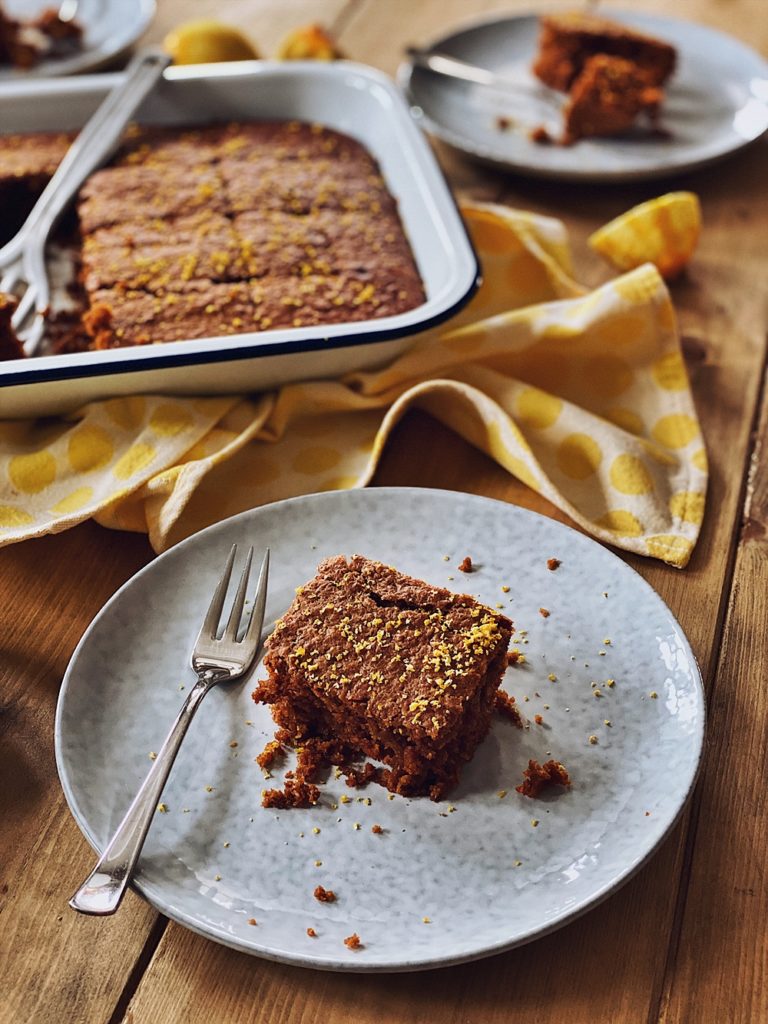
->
[0, 202, 706, 567]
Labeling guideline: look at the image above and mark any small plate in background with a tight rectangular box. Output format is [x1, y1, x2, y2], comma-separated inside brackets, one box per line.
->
[0, 0, 156, 79]
[399, 11, 768, 182]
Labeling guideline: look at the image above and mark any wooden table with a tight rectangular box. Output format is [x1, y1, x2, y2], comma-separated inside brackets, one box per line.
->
[2, 1, 766, 1021]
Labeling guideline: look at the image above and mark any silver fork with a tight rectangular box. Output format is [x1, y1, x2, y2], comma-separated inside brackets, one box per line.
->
[0, 48, 170, 355]
[69, 544, 270, 916]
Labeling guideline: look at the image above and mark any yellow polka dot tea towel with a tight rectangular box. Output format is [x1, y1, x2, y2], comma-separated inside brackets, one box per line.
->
[0, 201, 706, 568]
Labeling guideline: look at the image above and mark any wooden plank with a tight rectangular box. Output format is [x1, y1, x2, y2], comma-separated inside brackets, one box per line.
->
[0, 524, 159, 1024]
[3, 1, 766, 1022]
[658, 373, 768, 1023]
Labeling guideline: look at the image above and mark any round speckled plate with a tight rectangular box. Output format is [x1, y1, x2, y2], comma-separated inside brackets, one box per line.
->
[55, 488, 705, 971]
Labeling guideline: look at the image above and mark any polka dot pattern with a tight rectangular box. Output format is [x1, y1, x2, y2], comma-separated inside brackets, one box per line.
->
[9, 451, 56, 494]
[68, 426, 114, 473]
[669, 491, 705, 525]
[150, 403, 194, 437]
[609, 454, 654, 495]
[515, 387, 563, 430]
[557, 434, 603, 480]
[52, 487, 94, 515]
[595, 510, 644, 537]
[0, 202, 705, 568]
[652, 414, 699, 449]
[113, 443, 157, 480]
[292, 446, 341, 474]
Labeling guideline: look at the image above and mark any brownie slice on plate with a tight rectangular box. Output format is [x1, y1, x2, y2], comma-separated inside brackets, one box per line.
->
[255, 554, 512, 801]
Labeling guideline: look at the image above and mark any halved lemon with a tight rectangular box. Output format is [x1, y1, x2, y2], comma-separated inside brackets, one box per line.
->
[277, 24, 342, 61]
[164, 20, 259, 65]
[589, 192, 701, 280]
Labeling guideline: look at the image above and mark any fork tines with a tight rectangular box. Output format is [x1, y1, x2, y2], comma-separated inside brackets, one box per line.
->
[196, 545, 269, 650]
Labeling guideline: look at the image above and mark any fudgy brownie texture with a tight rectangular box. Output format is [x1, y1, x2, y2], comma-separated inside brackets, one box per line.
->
[532, 12, 676, 92]
[563, 54, 663, 144]
[0, 294, 23, 359]
[253, 555, 513, 801]
[77, 120, 424, 349]
[0, 119, 425, 355]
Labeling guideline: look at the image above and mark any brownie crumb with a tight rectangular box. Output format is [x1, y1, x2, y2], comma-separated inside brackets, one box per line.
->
[539, 607, 550, 618]
[247, 918, 257, 926]
[506, 650, 521, 665]
[547, 558, 561, 571]
[515, 758, 571, 798]
[495, 115, 514, 131]
[344, 762, 382, 789]
[314, 885, 336, 903]
[530, 125, 553, 144]
[0, 295, 25, 360]
[256, 739, 283, 769]
[262, 778, 320, 809]
[534, 714, 544, 725]
[306, 927, 317, 937]
[344, 933, 362, 949]
[457, 556, 473, 573]
[495, 690, 523, 728]
[371, 824, 383, 834]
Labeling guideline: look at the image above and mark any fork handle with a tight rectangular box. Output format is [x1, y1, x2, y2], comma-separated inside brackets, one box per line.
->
[0, 49, 169, 269]
[29, 49, 171, 246]
[69, 670, 221, 916]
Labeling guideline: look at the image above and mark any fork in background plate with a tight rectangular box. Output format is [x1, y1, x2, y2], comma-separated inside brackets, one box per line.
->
[0, 48, 169, 355]
[69, 544, 270, 916]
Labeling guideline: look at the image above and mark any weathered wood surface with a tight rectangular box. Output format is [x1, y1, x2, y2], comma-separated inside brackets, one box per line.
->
[1, 1, 765, 1021]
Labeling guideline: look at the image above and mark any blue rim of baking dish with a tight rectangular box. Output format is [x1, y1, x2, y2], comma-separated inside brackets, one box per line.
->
[0, 267, 481, 387]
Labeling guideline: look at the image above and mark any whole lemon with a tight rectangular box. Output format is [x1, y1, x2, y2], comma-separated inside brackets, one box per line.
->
[164, 20, 260, 65]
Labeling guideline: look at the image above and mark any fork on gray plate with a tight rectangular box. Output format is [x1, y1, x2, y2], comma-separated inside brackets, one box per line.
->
[69, 545, 269, 916]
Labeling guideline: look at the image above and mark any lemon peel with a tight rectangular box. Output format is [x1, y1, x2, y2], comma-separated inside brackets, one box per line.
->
[589, 192, 701, 280]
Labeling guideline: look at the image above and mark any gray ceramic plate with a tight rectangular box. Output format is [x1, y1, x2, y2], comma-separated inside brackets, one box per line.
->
[399, 11, 768, 182]
[55, 488, 704, 971]
[0, 0, 155, 79]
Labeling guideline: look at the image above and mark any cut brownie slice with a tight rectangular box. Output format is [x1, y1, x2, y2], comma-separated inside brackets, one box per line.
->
[562, 54, 664, 144]
[77, 165, 227, 234]
[0, 294, 24, 360]
[255, 555, 513, 801]
[533, 11, 676, 92]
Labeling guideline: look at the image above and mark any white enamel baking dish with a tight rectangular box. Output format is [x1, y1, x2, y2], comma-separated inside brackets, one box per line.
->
[0, 61, 479, 417]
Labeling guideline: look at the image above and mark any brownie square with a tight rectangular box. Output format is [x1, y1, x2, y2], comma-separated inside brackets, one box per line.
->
[533, 12, 677, 92]
[77, 165, 227, 234]
[81, 213, 251, 292]
[256, 555, 513, 800]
